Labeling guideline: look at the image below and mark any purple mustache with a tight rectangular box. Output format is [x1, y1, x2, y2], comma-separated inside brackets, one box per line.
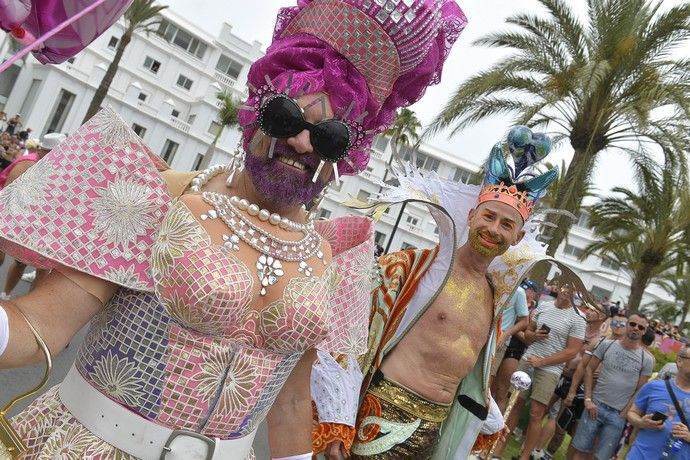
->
[270, 143, 322, 171]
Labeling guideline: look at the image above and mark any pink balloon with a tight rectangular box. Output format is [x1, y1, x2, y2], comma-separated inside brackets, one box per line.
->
[1, 0, 132, 64]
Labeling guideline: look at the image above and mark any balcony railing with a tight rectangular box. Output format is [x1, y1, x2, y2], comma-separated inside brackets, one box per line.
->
[170, 117, 191, 133]
[136, 100, 157, 115]
[370, 149, 384, 160]
[214, 71, 237, 89]
[360, 170, 377, 182]
[404, 223, 423, 235]
[64, 62, 90, 81]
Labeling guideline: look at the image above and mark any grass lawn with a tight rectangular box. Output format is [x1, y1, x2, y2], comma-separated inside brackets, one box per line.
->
[499, 432, 631, 459]
[500, 432, 571, 460]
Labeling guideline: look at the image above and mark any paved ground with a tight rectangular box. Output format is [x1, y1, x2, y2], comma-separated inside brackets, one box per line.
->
[0, 261, 271, 459]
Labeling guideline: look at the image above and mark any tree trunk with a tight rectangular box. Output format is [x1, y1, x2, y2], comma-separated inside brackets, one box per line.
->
[199, 135, 220, 171]
[82, 29, 133, 123]
[679, 300, 690, 330]
[627, 263, 656, 314]
[545, 147, 597, 256]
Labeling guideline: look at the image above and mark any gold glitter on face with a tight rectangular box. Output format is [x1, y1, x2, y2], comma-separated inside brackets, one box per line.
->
[468, 226, 510, 258]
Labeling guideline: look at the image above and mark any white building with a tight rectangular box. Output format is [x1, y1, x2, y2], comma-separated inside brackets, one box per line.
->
[0, 8, 672, 308]
[0, 8, 263, 170]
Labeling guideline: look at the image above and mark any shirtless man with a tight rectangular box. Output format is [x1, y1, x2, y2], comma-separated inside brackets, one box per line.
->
[313, 126, 568, 459]
[379, 199, 521, 407]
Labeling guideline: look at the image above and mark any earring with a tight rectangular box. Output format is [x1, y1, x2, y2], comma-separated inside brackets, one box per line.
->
[226, 139, 245, 187]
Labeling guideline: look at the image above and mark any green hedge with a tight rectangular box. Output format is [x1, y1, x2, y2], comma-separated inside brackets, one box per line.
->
[649, 347, 677, 372]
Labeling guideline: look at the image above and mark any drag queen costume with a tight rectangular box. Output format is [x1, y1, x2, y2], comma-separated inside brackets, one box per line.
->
[0, 105, 373, 459]
[313, 127, 595, 459]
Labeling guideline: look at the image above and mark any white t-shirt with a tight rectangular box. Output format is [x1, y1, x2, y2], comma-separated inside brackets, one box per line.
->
[524, 300, 587, 375]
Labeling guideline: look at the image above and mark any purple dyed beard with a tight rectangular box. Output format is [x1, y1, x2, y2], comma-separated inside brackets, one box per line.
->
[243, 135, 331, 209]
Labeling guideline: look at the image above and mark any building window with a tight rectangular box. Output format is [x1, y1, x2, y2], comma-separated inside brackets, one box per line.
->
[187, 113, 196, 125]
[401, 146, 439, 172]
[45, 89, 76, 133]
[192, 153, 204, 170]
[563, 244, 584, 258]
[452, 167, 472, 184]
[374, 231, 387, 246]
[373, 135, 389, 152]
[143, 56, 161, 74]
[107, 36, 119, 49]
[137, 92, 148, 102]
[216, 54, 243, 80]
[176, 74, 193, 90]
[317, 209, 332, 219]
[208, 120, 222, 137]
[576, 212, 591, 229]
[132, 123, 147, 138]
[433, 226, 439, 235]
[405, 215, 419, 226]
[161, 139, 179, 163]
[171, 109, 180, 118]
[357, 190, 371, 201]
[157, 19, 208, 59]
[601, 258, 620, 271]
[591, 285, 612, 301]
[401, 242, 416, 250]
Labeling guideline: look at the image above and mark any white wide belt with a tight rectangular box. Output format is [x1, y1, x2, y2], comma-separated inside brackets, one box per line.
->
[59, 365, 256, 460]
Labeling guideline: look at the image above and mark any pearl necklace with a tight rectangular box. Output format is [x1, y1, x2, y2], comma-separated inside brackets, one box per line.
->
[192, 164, 325, 295]
[191, 164, 306, 231]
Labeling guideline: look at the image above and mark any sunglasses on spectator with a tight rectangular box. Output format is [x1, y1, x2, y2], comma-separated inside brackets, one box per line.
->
[611, 320, 627, 327]
[628, 321, 647, 331]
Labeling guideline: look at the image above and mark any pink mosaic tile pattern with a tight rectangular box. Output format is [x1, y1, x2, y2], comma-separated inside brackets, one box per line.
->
[0, 107, 170, 291]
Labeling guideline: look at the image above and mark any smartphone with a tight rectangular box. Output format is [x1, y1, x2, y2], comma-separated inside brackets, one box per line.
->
[651, 411, 668, 422]
[540, 324, 551, 334]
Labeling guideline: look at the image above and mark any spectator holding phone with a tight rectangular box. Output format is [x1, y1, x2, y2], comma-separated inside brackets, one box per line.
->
[492, 284, 586, 460]
[627, 346, 690, 459]
[570, 314, 653, 459]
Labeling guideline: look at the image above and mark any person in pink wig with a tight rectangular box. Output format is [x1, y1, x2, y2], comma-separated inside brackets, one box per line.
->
[0, 1, 465, 459]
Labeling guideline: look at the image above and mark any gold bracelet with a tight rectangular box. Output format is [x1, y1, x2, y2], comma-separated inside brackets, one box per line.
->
[1, 306, 52, 459]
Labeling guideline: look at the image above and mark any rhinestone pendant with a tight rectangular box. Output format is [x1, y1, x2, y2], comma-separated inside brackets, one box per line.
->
[256, 254, 284, 296]
[298, 261, 313, 277]
[221, 234, 240, 252]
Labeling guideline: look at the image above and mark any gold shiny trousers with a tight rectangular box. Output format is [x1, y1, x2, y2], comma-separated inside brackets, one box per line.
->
[350, 376, 450, 459]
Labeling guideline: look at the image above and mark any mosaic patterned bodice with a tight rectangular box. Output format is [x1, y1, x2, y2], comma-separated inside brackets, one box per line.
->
[75, 200, 339, 438]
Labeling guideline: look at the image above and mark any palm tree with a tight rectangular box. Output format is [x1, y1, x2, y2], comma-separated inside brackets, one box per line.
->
[427, 0, 690, 255]
[654, 268, 690, 329]
[640, 300, 680, 325]
[383, 108, 422, 159]
[196, 89, 240, 170]
[82, 0, 168, 123]
[380, 108, 422, 253]
[580, 158, 690, 313]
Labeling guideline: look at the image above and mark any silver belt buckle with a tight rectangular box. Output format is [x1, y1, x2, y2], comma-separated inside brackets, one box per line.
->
[160, 429, 216, 460]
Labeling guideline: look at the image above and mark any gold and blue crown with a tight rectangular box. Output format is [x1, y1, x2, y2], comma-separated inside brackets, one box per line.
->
[478, 126, 559, 221]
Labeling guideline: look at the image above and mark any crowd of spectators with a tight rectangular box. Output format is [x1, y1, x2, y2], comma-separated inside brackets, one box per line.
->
[483, 281, 690, 460]
[0, 112, 33, 171]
